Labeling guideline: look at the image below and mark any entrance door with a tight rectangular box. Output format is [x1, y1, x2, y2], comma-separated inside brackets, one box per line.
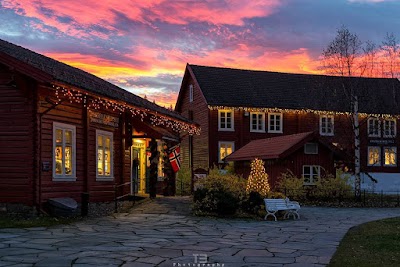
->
[132, 140, 147, 194]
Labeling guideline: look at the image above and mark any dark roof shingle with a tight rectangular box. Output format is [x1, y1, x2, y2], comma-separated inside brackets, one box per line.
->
[0, 39, 190, 123]
[189, 64, 400, 115]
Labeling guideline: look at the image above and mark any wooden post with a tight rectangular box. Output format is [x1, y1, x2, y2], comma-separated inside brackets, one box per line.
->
[149, 138, 158, 198]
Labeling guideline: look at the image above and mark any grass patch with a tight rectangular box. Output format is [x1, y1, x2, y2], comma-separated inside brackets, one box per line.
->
[0, 215, 81, 228]
[329, 217, 400, 267]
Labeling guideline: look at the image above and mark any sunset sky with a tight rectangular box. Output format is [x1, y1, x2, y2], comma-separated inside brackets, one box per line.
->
[1, 0, 400, 107]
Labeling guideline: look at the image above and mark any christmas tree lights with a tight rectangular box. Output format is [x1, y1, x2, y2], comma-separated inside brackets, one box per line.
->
[246, 158, 270, 197]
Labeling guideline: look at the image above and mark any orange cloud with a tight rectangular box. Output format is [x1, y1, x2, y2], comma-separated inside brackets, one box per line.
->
[43, 44, 322, 109]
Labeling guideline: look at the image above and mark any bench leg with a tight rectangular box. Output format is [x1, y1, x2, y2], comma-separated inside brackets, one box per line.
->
[264, 212, 277, 221]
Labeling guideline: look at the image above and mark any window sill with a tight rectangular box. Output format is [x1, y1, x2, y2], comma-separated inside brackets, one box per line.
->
[218, 128, 235, 132]
[268, 130, 283, 134]
[250, 130, 266, 133]
[52, 177, 77, 182]
[368, 135, 381, 138]
[383, 165, 397, 167]
[383, 136, 396, 138]
[320, 133, 334, 136]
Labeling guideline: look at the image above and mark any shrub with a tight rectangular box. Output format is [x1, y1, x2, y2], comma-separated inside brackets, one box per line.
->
[192, 170, 247, 216]
[275, 169, 353, 201]
[176, 166, 192, 196]
[314, 169, 353, 200]
[275, 170, 304, 200]
[241, 191, 264, 213]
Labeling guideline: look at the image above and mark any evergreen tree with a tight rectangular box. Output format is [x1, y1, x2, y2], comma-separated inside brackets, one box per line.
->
[246, 158, 270, 196]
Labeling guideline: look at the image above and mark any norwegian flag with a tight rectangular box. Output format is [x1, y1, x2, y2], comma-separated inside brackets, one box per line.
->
[169, 145, 181, 173]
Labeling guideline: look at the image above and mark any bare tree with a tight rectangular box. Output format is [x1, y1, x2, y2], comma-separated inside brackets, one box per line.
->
[322, 25, 363, 200]
[362, 40, 378, 77]
[381, 32, 399, 78]
[323, 25, 362, 76]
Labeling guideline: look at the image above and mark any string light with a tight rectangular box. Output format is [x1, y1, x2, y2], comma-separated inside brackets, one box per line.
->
[208, 105, 398, 119]
[52, 84, 200, 135]
[246, 158, 270, 197]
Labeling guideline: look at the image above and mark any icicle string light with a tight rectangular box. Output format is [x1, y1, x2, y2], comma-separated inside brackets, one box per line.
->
[208, 105, 398, 119]
[52, 84, 200, 135]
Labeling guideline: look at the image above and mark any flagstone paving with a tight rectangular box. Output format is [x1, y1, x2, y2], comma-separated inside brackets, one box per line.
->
[0, 197, 399, 267]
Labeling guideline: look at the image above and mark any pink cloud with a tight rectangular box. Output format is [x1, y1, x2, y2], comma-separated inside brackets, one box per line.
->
[3, 0, 282, 38]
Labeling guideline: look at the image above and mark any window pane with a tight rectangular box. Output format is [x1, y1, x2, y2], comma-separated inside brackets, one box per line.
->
[105, 149, 111, 176]
[369, 147, 380, 165]
[55, 146, 63, 175]
[56, 129, 63, 144]
[226, 145, 232, 156]
[97, 149, 103, 175]
[98, 135, 103, 147]
[385, 148, 396, 165]
[65, 130, 72, 144]
[105, 137, 110, 149]
[65, 146, 72, 175]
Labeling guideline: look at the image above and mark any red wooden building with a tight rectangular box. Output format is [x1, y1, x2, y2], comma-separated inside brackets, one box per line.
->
[225, 132, 345, 187]
[0, 39, 198, 212]
[175, 64, 400, 191]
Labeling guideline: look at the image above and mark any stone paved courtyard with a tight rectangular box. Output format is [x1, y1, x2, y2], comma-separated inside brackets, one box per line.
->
[0, 197, 399, 267]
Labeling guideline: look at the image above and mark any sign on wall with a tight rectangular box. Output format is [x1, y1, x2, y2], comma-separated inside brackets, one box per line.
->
[89, 110, 119, 127]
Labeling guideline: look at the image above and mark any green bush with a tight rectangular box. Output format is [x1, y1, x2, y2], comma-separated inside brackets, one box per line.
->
[241, 191, 264, 213]
[313, 169, 353, 200]
[192, 170, 247, 216]
[275, 169, 353, 201]
[275, 170, 304, 200]
[176, 166, 192, 196]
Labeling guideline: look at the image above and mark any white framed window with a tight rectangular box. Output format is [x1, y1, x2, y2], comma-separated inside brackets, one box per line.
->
[302, 165, 320, 184]
[384, 146, 397, 166]
[320, 115, 334, 136]
[189, 84, 193, 103]
[250, 112, 265, 132]
[304, 143, 318, 154]
[218, 141, 234, 163]
[53, 122, 76, 181]
[268, 113, 283, 133]
[96, 130, 114, 180]
[368, 146, 381, 166]
[368, 117, 381, 137]
[383, 119, 396, 138]
[218, 110, 234, 131]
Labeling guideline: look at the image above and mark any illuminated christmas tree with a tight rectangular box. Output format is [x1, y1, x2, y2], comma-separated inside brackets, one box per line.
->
[246, 158, 270, 196]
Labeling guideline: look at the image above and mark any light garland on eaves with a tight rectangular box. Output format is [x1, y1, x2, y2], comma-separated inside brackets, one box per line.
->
[208, 105, 399, 119]
[52, 84, 200, 135]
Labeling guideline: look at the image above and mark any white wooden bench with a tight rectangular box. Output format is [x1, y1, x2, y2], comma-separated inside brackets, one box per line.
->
[264, 198, 301, 221]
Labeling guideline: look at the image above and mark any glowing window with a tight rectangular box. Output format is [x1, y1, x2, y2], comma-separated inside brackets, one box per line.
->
[53, 122, 76, 181]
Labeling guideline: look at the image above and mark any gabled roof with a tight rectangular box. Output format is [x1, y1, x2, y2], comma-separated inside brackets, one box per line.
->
[0, 39, 191, 124]
[226, 132, 326, 161]
[188, 64, 400, 115]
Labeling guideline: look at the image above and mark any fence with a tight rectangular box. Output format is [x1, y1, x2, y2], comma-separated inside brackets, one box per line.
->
[275, 187, 400, 207]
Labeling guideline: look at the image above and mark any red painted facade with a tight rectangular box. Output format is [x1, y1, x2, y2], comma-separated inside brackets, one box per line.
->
[0, 45, 196, 210]
[175, 64, 400, 185]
